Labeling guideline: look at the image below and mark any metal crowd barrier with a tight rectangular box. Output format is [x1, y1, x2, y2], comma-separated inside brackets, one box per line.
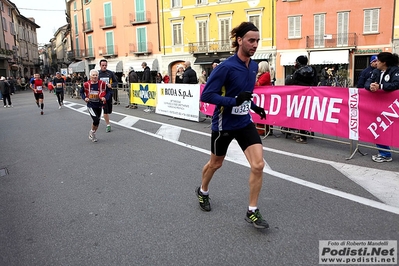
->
[254, 124, 398, 160]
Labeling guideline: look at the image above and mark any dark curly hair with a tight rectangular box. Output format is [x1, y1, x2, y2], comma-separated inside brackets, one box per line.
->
[231, 22, 259, 53]
[377, 52, 399, 67]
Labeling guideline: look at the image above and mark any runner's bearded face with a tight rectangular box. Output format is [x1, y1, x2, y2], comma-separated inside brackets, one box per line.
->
[238, 31, 260, 57]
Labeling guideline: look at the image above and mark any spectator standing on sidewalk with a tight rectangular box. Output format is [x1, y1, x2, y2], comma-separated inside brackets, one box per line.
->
[162, 72, 170, 83]
[175, 64, 185, 84]
[141, 62, 153, 112]
[256, 61, 271, 86]
[270, 66, 276, 86]
[182, 61, 198, 84]
[8, 77, 16, 94]
[122, 74, 127, 88]
[0, 76, 12, 107]
[126, 66, 138, 109]
[365, 52, 399, 163]
[285, 55, 317, 144]
[155, 73, 163, 83]
[98, 59, 118, 132]
[207, 59, 220, 81]
[256, 61, 272, 135]
[198, 70, 207, 84]
[196, 22, 269, 229]
[357, 55, 378, 88]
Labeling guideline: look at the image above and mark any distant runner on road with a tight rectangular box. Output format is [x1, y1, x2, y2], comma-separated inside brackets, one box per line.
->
[81, 69, 111, 142]
[30, 74, 45, 115]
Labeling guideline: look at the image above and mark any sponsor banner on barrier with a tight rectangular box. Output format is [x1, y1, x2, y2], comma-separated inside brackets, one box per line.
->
[199, 84, 399, 147]
[358, 89, 399, 147]
[251, 86, 349, 139]
[155, 84, 200, 122]
[319, 240, 397, 265]
[131, 83, 157, 107]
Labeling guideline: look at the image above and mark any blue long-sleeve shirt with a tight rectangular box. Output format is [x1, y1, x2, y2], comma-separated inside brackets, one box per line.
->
[200, 54, 258, 131]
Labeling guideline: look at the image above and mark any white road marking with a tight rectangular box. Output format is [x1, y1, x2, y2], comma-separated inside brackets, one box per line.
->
[119, 116, 139, 127]
[64, 101, 399, 214]
[330, 164, 399, 207]
[156, 125, 181, 141]
[262, 147, 399, 208]
[77, 106, 87, 112]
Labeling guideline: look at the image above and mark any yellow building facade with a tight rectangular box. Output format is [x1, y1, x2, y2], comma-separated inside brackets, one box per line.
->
[65, 0, 277, 81]
[159, 0, 276, 82]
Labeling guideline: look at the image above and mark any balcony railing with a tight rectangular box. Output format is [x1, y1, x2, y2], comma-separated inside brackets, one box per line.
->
[0, 48, 13, 59]
[83, 21, 93, 33]
[189, 40, 233, 54]
[129, 42, 153, 55]
[129, 11, 151, 25]
[98, 45, 118, 57]
[67, 51, 75, 61]
[306, 33, 357, 49]
[85, 48, 95, 58]
[74, 49, 86, 59]
[99, 16, 116, 29]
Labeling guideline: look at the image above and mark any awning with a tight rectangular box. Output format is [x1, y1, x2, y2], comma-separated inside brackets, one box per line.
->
[194, 57, 213, 65]
[68, 61, 86, 73]
[251, 53, 271, 60]
[309, 50, 349, 65]
[193, 57, 229, 65]
[125, 59, 159, 72]
[106, 60, 123, 73]
[280, 52, 307, 66]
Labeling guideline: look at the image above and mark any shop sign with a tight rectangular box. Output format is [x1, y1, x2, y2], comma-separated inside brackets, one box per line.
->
[355, 49, 383, 54]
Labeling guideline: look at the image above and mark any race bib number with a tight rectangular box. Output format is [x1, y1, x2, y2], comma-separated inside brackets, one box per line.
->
[89, 90, 99, 102]
[231, 101, 250, 115]
[36, 86, 43, 92]
[100, 77, 110, 84]
[56, 83, 63, 88]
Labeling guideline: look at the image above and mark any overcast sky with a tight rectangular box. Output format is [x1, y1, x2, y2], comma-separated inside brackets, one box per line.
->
[11, 0, 67, 45]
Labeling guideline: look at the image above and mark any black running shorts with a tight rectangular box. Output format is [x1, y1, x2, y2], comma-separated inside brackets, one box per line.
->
[103, 99, 112, 114]
[211, 123, 262, 156]
[34, 93, 44, 100]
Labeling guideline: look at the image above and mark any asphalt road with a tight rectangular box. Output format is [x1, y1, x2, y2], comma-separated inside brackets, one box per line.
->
[0, 90, 398, 266]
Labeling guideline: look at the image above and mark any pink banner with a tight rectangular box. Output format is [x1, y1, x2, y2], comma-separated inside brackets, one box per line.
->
[358, 89, 399, 147]
[200, 85, 399, 148]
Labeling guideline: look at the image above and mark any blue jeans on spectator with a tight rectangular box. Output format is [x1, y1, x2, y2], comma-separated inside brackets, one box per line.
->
[376, 144, 391, 157]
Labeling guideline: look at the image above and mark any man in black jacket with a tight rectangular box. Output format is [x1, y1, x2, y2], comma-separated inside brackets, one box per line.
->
[126, 67, 139, 109]
[141, 62, 151, 83]
[357, 55, 377, 88]
[141, 62, 152, 112]
[0, 76, 12, 107]
[285, 55, 317, 144]
[182, 61, 198, 84]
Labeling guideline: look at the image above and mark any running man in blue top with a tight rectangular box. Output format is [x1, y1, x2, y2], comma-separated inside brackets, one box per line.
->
[196, 22, 269, 229]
